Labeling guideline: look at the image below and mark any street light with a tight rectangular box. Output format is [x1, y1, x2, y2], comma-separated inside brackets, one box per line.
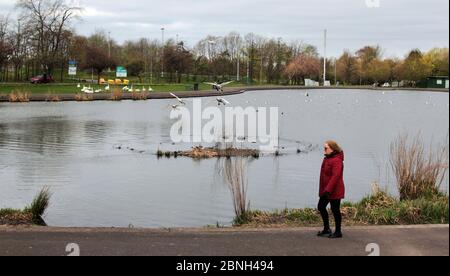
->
[207, 40, 217, 78]
[161, 27, 165, 79]
[236, 37, 240, 82]
[334, 58, 337, 86]
[207, 40, 216, 60]
[108, 31, 111, 58]
[324, 29, 327, 85]
[108, 31, 111, 73]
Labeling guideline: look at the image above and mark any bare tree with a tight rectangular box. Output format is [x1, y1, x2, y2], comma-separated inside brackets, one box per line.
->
[0, 15, 12, 81]
[16, 0, 81, 74]
[9, 19, 31, 81]
[223, 32, 242, 62]
[289, 41, 318, 58]
[0, 15, 9, 44]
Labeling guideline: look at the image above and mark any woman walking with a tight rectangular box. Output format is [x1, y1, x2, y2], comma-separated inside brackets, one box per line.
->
[317, 140, 345, 239]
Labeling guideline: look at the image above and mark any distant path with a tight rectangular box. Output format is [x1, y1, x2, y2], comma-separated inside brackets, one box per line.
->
[0, 225, 447, 256]
[0, 86, 448, 102]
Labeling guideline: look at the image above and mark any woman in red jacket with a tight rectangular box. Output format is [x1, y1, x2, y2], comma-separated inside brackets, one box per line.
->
[317, 140, 345, 239]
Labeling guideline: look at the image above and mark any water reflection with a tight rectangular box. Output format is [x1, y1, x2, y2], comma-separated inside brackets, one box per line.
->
[0, 118, 115, 156]
[215, 157, 251, 218]
[0, 117, 71, 155]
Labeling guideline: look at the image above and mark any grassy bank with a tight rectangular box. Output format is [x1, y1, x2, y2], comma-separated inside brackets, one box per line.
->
[0, 188, 51, 226]
[1, 83, 447, 96]
[0, 82, 260, 95]
[233, 190, 449, 227]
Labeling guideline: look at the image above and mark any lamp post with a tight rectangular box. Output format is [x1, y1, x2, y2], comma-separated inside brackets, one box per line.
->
[236, 37, 241, 82]
[237, 46, 240, 82]
[323, 29, 327, 86]
[207, 40, 216, 59]
[208, 40, 216, 78]
[161, 27, 165, 79]
[246, 52, 250, 85]
[334, 58, 337, 86]
[150, 53, 153, 84]
[108, 31, 111, 73]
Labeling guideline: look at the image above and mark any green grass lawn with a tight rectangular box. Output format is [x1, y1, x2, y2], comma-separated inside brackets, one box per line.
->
[0, 82, 263, 95]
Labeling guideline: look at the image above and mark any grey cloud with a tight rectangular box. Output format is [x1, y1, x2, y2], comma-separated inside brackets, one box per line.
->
[2, 0, 448, 57]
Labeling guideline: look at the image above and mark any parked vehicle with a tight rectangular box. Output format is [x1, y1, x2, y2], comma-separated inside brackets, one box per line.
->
[30, 74, 54, 84]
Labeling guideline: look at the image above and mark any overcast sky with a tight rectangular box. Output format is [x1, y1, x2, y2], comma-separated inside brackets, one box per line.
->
[1, 0, 448, 57]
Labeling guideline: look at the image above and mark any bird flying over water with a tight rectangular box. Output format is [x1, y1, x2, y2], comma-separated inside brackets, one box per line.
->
[204, 81, 234, 92]
[170, 93, 186, 105]
[170, 104, 181, 110]
[216, 98, 231, 106]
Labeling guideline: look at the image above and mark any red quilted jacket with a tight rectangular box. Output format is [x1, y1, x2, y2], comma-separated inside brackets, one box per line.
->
[319, 151, 345, 200]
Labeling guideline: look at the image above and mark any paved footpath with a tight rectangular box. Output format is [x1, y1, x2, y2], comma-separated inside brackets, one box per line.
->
[0, 225, 448, 256]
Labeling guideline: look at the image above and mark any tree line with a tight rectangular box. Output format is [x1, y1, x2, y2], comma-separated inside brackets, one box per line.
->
[1, 0, 448, 86]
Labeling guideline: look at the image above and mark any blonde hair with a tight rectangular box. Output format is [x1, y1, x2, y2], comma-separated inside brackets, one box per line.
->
[325, 140, 343, 153]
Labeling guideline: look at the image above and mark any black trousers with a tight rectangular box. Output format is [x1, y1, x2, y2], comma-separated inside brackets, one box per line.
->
[318, 197, 342, 233]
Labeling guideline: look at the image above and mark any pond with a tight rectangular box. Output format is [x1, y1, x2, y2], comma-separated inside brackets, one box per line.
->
[0, 89, 448, 228]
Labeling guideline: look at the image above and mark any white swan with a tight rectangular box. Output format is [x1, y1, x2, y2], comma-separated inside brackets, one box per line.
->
[82, 85, 93, 93]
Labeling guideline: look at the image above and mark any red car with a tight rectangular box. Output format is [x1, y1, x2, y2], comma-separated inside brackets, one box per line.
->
[30, 74, 54, 84]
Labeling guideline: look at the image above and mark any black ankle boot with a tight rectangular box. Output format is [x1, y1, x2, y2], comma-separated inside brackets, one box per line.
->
[329, 232, 343, 239]
[317, 229, 332, 237]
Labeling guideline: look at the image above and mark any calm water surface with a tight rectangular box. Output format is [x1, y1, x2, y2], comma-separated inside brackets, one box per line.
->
[0, 89, 448, 227]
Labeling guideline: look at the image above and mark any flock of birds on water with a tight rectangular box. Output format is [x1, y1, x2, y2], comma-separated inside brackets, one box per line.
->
[76, 80, 447, 109]
[78, 83, 154, 94]
[78, 81, 235, 109]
